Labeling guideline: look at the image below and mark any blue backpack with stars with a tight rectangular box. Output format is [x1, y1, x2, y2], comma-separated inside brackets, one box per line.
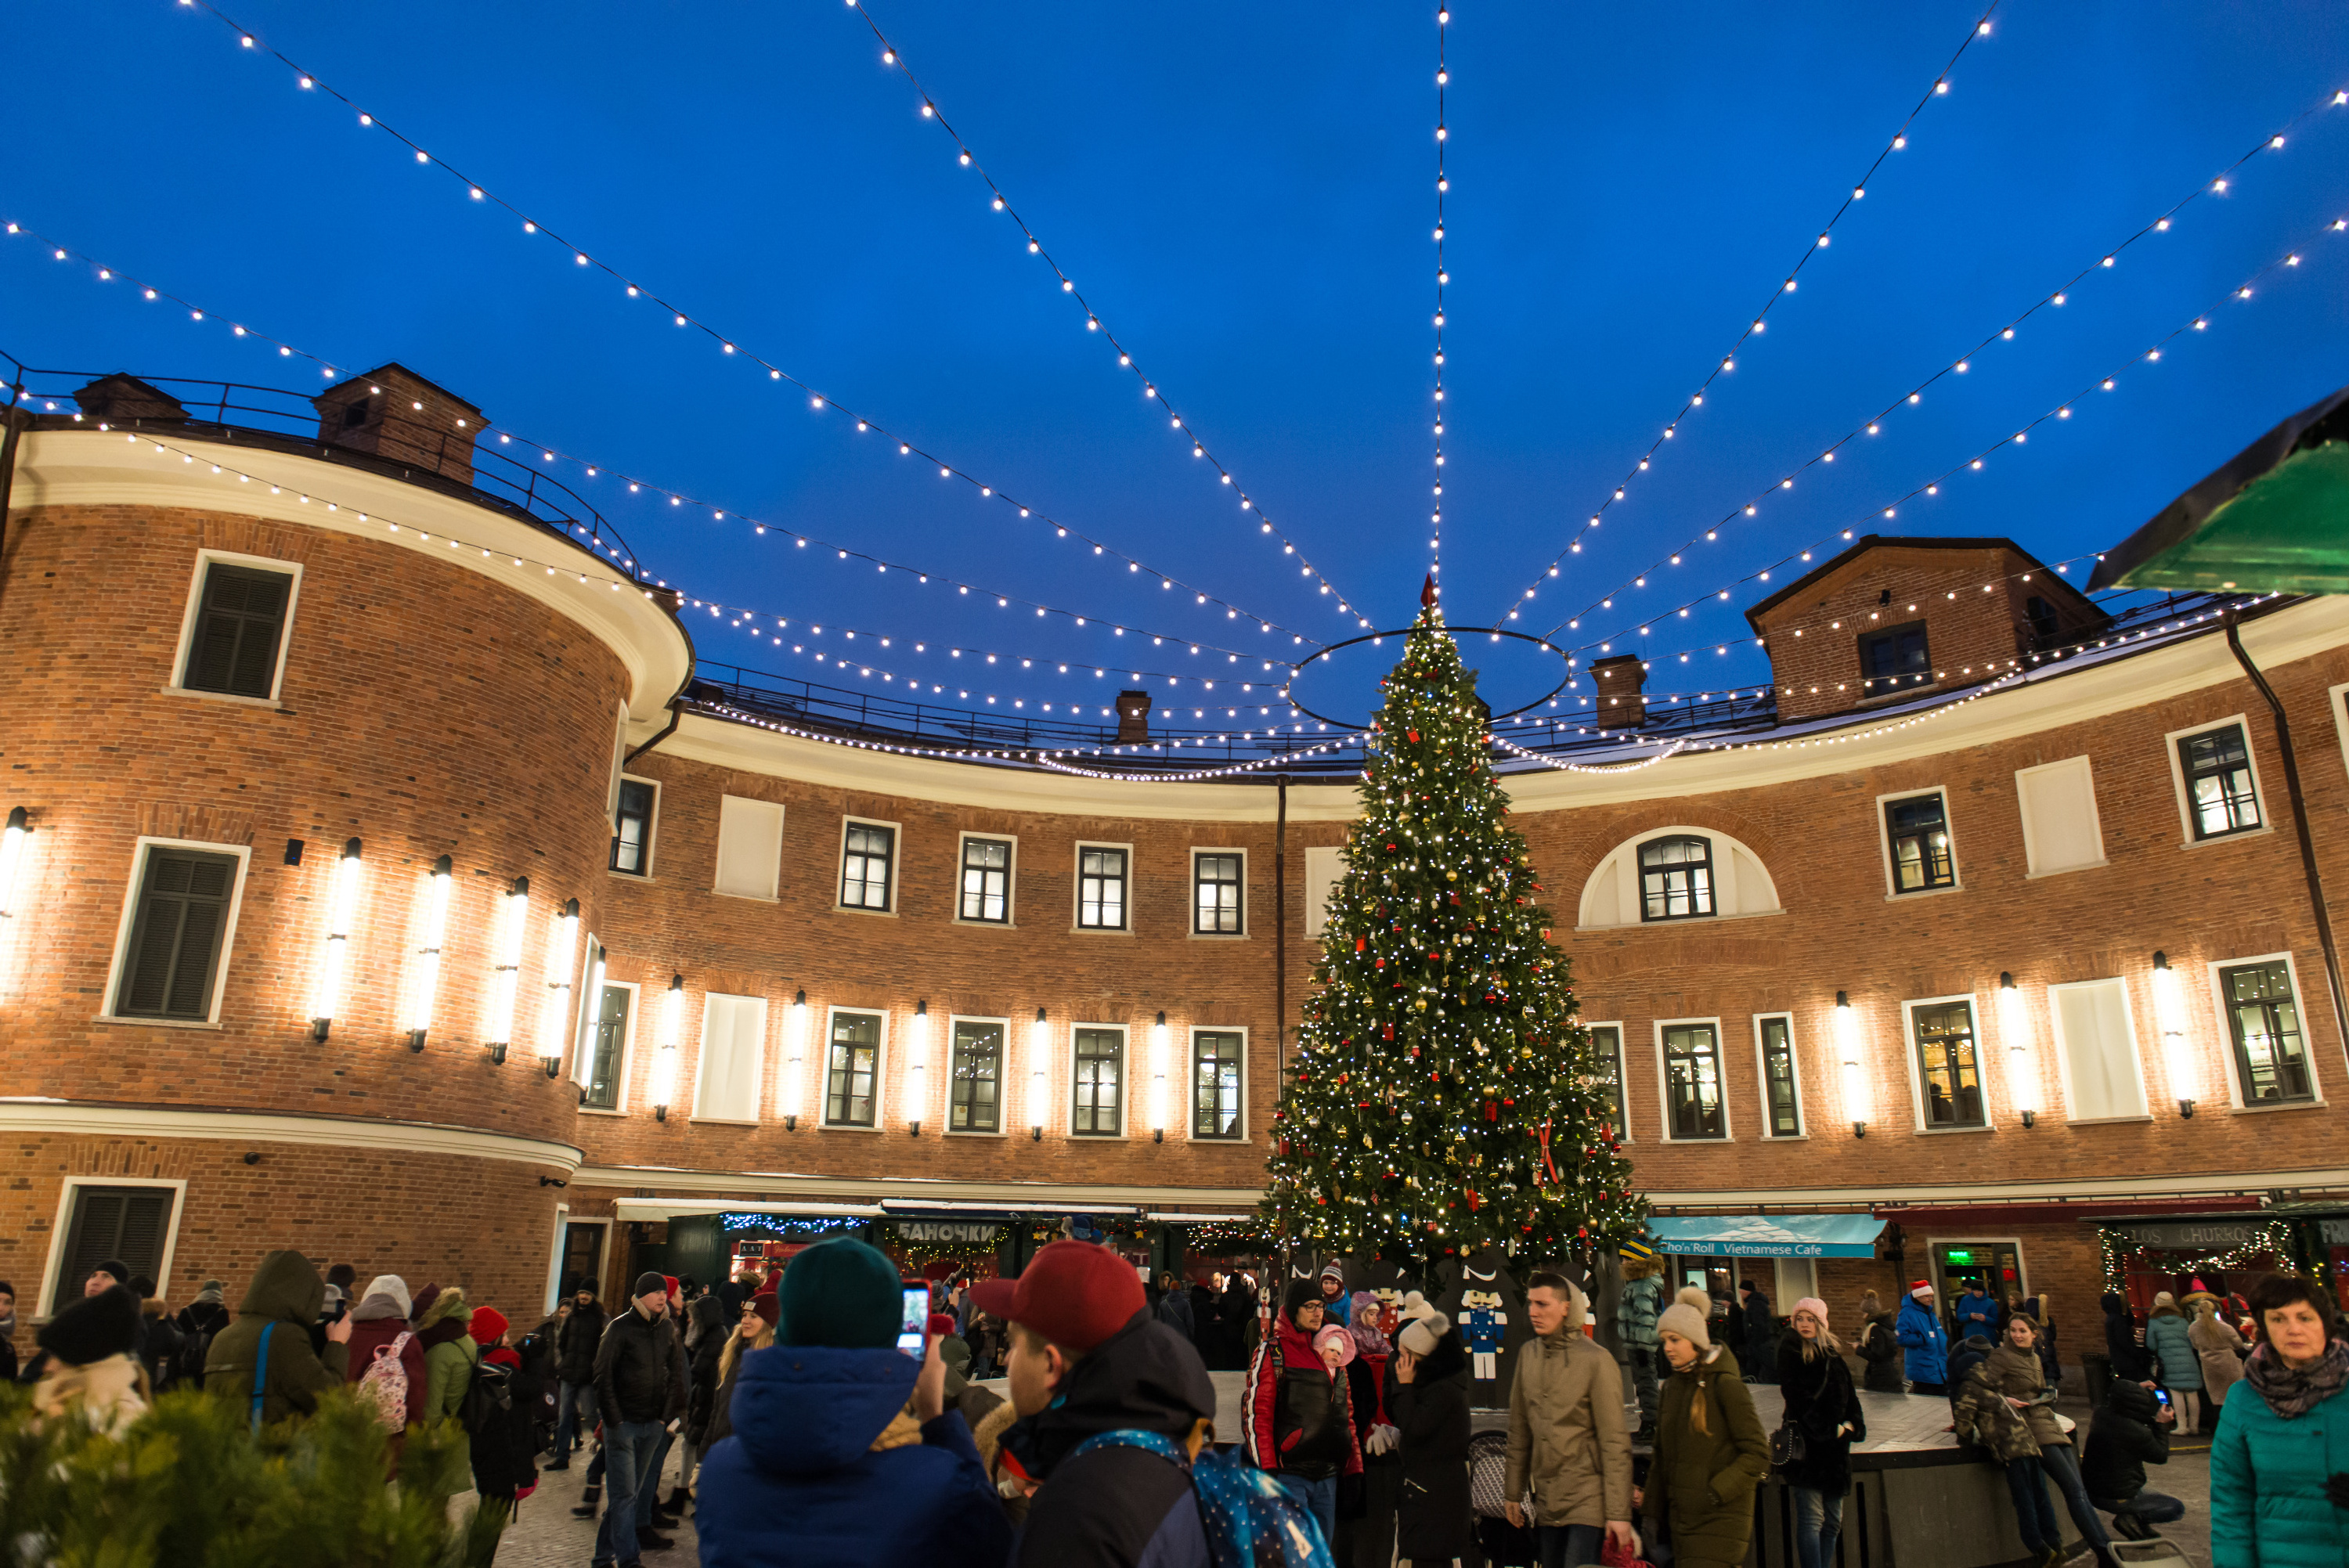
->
[1071, 1428, 1337, 1568]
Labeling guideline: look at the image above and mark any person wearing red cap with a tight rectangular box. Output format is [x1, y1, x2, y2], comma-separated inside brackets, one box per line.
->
[1896, 1281, 1950, 1395]
[967, 1238, 1217, 1567]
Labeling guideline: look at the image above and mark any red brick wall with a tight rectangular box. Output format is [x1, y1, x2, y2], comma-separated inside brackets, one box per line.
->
[0, 500, 631, 1142]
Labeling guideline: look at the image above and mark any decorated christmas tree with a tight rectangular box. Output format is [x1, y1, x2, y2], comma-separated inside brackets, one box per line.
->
[1261, 591, 1645, 1267]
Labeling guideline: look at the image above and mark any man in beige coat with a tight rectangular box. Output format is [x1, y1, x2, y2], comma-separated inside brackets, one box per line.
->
[1504, 1271, 1636, 1568]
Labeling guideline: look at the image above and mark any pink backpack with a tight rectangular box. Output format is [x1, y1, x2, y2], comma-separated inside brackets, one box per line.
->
[356, 1331, 413, 1429]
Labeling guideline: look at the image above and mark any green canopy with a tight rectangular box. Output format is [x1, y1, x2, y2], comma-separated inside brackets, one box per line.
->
[2091, 384, 2349, 593]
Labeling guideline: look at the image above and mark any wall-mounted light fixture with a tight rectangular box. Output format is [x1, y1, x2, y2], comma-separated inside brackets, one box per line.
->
[2152, 951, 2197, 1117]
[651, 973, 683, 1120]
[484, 876, 529, 1065]
[781, 989, 808, 1130]
[904, 1000, 930, 1135]
[406, 855, 453, 1051]
[538, 898, 580, 1076]
[309, 838, 363, 1041]
[1835, 990, 1868, 1137]
[0, 806, 31, 927]
[1149, 1011, 1170, 1143]
[1028, 1006, 1050, 1141]
[1998, 972, 2039, 1127]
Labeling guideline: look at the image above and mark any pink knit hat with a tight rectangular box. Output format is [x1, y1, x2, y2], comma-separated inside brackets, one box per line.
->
[1312, 1324, 1358, 1366]
[1793, 1296, 1830, 1328]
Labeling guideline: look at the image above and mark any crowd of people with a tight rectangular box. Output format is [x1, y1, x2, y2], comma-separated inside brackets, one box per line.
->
[9, 1239, 2349, 1567]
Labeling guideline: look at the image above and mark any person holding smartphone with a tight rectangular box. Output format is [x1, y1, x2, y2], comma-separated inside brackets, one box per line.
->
[695, 1238, 1012, 1568]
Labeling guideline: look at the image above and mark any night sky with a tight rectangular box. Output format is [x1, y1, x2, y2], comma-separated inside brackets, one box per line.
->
[6, 2, 2347, 730]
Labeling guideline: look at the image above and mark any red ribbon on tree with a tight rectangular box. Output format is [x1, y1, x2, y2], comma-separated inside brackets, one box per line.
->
[1537, 1119, 1563, 1187]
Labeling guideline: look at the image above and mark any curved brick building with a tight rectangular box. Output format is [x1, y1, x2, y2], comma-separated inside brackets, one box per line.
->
[7, 366, 2348, 1345]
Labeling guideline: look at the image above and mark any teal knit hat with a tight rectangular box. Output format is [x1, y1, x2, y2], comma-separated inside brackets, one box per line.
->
[777, 1238, 904, 1350]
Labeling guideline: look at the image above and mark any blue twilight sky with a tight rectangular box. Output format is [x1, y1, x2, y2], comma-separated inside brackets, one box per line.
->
[5, 2, 2348, 728]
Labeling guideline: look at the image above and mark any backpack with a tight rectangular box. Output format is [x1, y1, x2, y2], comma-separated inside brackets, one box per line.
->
[464, 1361, 540, 1502]
[172, 1324, 215, 1392]
[356, 1331, 414, 1429]
[1072, 1429, 1335, 1568]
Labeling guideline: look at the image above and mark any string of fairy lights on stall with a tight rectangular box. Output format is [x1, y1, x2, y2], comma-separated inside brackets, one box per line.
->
[167, 0, 1377, 630]
[2095, 1218, 2297, 1286]
[1482, 2, 2007, 625]
[1499, 95, 2349, 633]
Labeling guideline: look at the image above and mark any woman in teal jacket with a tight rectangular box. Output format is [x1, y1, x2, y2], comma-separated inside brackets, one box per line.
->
[2212, 1272, 2349, 1568]
[2145, 1292, 2204, 1436]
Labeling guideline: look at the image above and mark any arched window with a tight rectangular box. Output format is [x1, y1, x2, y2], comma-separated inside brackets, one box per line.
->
[1639, 836, 1714, 921]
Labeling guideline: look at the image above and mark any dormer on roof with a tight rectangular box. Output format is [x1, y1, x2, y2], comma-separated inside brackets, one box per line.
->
[1743, 535, 2108, 722]
[312, 362, 484, 486]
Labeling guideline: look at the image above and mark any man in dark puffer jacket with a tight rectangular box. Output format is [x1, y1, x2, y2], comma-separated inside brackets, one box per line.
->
[2081, 1379, 2185, 1539]
[550, 1283, 605, 1469]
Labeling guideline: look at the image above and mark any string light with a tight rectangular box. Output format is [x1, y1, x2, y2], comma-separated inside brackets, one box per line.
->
[1548, 217, 2347, 651]
[1491, 2, 2006, 602]
[1499, 82, 2349, 630]
[166, 0, 1363, 632]
[1430, 3, 1450, 589]
[0, 221, 1317, 647]
[839, 0, 1366, 617]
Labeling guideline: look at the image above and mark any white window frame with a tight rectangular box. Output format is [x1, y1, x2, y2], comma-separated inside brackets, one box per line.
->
[568, 931, 607, 1088]
[1586, 1020, 1631, 1144]
[38, 1177, 188, 1317]
[2044, 975, 2152, 1124]
[2331, 681, 2349, 784]
[1189, 846, 1250, 938]
[819, 1003, 890, 1130]
[1073, 840, 1135, 933]
[165, 549, 305, 707]
[576, 975, 640, 1116]
[2015, 755, 2107, 877]
[1875, 785, 1961, 899]
[2206, 950, 2326, 1110]
[954, 831, 1019, 928]
[836, 816, 904, 917]
[1652, 1016, 1733, 1143]
[692, 991, 770, 1125]
[1303, 845, 1348, 939]
[611, 774, 662, 879]
[1575, 827, 1783, 931]
[712, 795, 785, 902]
[1069, 1021, 1131, 1139]
[1900, 993, 1996, 1134]
[2163, 715, 2271, 848]
[1752, 1011, 1807, 1139]
[606, 699, 630, 819]
[1186, 1025, 1250, 1143]
[1924, 1235, 2031, 1303]
[543, 1202, 572, 1315]
[96, 836, 255, 1029]
[944, 1013, 1013, 1137]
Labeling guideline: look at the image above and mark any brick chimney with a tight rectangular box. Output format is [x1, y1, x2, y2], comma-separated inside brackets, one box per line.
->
[1115, 690, 1152, 743]
[74, 373, 189, 425]
[1589, 654, 1647, 727]
[313, 362, 483, 485]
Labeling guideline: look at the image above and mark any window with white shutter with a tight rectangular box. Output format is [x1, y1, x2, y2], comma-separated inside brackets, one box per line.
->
[2015, 757, 2105, 874]
[713, 796, 785, 899]
[2049, 977, 2149, 1120]
[693, 993, 768, 1123]
[1304, 846, 1346, 938]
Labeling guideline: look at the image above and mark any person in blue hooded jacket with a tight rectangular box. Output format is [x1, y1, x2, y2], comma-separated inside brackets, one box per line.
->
[695, 1238, 1013, 1568]
[1896, 1281, 1950, 1394]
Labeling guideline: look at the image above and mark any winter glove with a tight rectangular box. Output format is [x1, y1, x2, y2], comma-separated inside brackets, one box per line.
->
[1365, 1422, 1402, 1456]
[2326, 1472, 2349, 1510]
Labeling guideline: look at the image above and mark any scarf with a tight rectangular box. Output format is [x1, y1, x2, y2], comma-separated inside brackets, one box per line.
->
[2243, 1339, 2349, 1418]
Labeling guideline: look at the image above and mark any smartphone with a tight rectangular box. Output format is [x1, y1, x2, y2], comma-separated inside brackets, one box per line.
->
[2155, 1390, 2171, 1408]
[897, 1283, 929, 1356]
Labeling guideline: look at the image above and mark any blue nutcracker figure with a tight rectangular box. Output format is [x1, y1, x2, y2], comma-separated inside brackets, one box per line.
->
[1463, 1285, 1507, 1381]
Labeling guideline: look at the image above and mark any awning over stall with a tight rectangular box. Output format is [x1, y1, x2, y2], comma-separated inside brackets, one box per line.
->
[1647, 1214, 1887, 1259]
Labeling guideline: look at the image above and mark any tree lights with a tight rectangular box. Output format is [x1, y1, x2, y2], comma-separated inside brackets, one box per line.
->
[1835, 991, 1868, 1137]
[2152, 951, 2198, 1117]
[482, 876, 529, 1064]
[406, 854, 453, 1051]
[308, 838, 363, 1042]
[1261, 597, 1645, 1263]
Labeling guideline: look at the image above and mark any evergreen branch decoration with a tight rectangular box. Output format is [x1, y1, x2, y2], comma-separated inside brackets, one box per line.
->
[1261, 595, 1647, 1266]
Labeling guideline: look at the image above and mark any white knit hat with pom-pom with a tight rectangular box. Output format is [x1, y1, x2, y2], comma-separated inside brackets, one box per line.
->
[1657, 1285, 1713, 1350]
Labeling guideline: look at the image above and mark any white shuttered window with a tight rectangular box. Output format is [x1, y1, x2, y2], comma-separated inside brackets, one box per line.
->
[713, 796, 785, 899]
[2015, 757, 2105, 875]
[695, 993, 769, 1122]
[2050, 977, 2149, 1120]
[1304, 846, 1346, 938]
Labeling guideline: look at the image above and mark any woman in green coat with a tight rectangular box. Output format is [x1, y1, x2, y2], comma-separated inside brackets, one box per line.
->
[415, 1284, 480, 1497]
[1639, 1287, 1769, 1568]
[2213, 1272, 2349, 1568]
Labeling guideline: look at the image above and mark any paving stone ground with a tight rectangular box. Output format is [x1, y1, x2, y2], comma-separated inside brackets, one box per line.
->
[497, 1438, 699, 1568]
